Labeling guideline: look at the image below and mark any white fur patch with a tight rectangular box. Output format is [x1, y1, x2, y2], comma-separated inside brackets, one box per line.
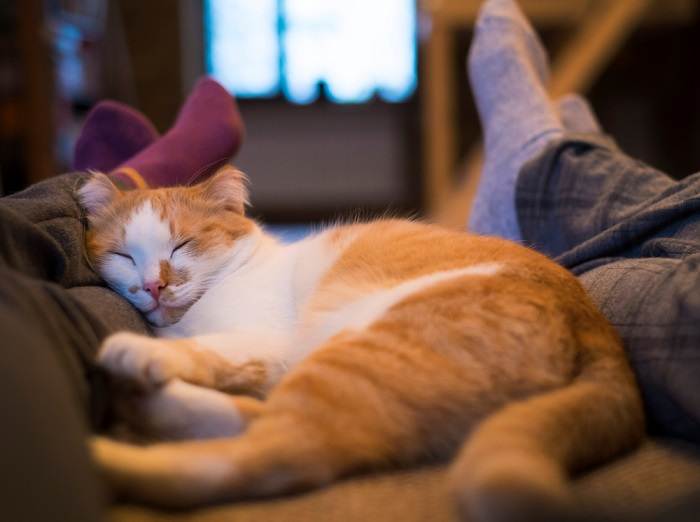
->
[99, 201, 176, 314]
[157, 227, 361, 368]
[142, 379, 245, 439]
[160, 232, 296, 337]
[345, 263, 503, 332]
[124, 201, 172, 282]
[301, 263, 503, 356]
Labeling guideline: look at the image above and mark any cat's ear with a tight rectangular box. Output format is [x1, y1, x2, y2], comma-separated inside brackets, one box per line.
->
[78, 171, 121, 215]
[199, 165, 249, 214]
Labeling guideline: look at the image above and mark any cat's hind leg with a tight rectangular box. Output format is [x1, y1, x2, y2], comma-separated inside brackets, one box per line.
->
[91, 411, 358, 507]
[91, 325, 477, 507]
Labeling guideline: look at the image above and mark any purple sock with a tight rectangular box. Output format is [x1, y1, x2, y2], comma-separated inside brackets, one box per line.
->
[111, 77, 244, 189]
[73, 100, 159, 173]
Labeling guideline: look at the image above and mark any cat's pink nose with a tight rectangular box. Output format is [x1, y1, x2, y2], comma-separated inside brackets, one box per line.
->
[143, 281, 165, 301]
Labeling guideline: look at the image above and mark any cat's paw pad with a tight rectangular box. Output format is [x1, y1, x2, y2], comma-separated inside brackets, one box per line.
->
[98, 332, 190, 389]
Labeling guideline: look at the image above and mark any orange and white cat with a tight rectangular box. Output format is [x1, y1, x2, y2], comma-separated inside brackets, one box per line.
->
[79, 167, 644, 522]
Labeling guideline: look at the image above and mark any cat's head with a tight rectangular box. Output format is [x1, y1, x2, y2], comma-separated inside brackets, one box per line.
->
[78, 166, 254, 327]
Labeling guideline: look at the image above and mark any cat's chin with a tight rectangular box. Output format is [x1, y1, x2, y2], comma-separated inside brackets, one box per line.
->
[145, 306, 169, 327]
[144, 304, 189, 327]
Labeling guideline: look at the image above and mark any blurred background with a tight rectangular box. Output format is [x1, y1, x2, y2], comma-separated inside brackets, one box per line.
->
[1, 0, 700, 227]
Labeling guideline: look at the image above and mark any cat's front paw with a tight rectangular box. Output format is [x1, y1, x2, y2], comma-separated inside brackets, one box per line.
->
[98, 332, 192, 389]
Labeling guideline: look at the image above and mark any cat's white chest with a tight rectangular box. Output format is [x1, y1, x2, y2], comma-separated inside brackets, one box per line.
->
[157, 231, 344, 341]
[160, 253, 295, 337]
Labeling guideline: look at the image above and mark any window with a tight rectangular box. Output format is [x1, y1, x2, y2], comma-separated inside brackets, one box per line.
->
[205, 0, 416, 104]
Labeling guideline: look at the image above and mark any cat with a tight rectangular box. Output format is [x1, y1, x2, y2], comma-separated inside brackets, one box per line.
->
[79, 166, 644, 522]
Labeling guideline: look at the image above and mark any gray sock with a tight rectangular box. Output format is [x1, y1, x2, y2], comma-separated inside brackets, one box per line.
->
[467, 0, 564, 241]
[556, 93, 602, 134]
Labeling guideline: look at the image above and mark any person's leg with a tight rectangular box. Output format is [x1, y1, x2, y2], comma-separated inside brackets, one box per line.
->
[1, 306, 104, 522]
[0, 171, 151, 427]
[515, 134, 700, 266]
[0, 264, 149, 522]
[461, 0, 700, 266]
[467, 0, 565, 241]
[556, 94, 602, 134]
[578, 256, 700, 443]
[0, 171, 150, 413]
[514, 106, 700, 441]
[496, 33, 700, 444]
[465, 0, 692, 255]
[0, 168, 154, 519]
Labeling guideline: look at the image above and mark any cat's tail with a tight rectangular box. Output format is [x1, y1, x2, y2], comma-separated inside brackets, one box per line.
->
[449, 348, 645, 522]
[92, 409, 380, 507]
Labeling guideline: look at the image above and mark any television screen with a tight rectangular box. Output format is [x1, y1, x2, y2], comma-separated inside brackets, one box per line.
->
[204, 0, 417, 104]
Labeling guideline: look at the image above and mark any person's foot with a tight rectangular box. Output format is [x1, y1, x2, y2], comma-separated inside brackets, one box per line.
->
[110, 77, 245, 189]
[556, 94, 602, 134]
[73, 101, 159, 173]
[469, 0, 550, 118]
[467, 0, 564, 240]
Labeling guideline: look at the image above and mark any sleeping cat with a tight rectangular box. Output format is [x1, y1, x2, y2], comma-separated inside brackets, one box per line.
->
[79, 166, 644, 522]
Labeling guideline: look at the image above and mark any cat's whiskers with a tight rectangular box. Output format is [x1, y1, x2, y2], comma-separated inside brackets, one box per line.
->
[160, 279, 212, 310]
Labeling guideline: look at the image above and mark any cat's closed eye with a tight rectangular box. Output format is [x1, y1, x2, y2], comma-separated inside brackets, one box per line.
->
[171, 239, 193, 258]
[110, 251, 135, 264]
